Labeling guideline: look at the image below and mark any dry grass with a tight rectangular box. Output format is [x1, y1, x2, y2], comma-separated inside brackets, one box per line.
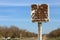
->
[20, 38, 38, 40]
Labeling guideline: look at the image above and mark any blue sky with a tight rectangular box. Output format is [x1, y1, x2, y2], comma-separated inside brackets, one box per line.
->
[0, 0, 60, 34]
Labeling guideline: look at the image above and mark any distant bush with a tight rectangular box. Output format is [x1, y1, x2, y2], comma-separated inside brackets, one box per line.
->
[48, 28, 60, 38]
[0, 26, 37, 38]
[47, 37, 60, 40]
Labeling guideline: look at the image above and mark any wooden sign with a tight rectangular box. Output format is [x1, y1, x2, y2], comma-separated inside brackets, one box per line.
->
[31, 4, 49, 22]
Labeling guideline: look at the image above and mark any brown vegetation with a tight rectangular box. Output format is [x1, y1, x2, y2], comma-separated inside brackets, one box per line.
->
[0, 26, 37, 38]
[48, 28, 60, 37]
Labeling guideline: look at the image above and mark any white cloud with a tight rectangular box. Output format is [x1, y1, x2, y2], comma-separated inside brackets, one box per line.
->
[0, 18, 20, 21]
[15, 3, 60, 6]
[50, 19, 60, 22]
[0, 1, 60, 6]
[0, 3, 20, 6]
[0, 16, 30, 22]
[0, 16, 11, 18]
[0, 0, 60, 6]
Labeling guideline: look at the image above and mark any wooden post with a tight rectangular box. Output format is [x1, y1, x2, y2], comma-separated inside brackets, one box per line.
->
[38, 22, 42, 40]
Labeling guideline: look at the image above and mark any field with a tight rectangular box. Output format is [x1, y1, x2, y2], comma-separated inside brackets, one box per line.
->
[21, 37, 60, 40]
[0, 38, 38, 40]
[47, 37, 60, 40]
[0, 37, 60, 40]
[20, 38, 38, 40]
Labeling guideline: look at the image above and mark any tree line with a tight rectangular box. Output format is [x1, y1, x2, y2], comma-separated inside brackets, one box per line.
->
[47, 28, 60, 38]
[0, 26, 37, 38]
[0, 26, 60, 38]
